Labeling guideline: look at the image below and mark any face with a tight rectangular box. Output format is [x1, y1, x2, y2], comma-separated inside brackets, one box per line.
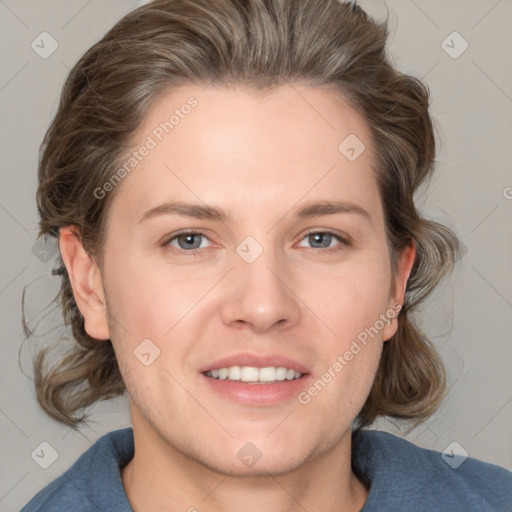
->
[77, 84, 413, 476]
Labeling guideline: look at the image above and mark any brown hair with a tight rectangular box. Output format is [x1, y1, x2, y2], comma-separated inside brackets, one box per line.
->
[28, 0, 459, 429]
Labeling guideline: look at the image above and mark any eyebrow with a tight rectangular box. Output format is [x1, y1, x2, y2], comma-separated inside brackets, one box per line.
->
[139, 199, 372, 224]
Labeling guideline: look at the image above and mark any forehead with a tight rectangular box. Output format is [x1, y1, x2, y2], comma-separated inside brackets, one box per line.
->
[109, 83, 381, 227]
[134, 82, 373, 163]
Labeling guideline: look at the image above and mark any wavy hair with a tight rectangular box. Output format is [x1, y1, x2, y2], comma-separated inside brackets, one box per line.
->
[27, 0, 459, 428]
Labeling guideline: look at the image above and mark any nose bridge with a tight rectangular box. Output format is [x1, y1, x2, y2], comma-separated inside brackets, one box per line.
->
[220, 235, 301, 332]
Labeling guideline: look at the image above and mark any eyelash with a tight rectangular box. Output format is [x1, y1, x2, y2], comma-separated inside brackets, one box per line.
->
[161, 229, 350, 256]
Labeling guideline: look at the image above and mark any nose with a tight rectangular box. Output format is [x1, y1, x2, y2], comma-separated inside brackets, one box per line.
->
[220, 248, 301, 334]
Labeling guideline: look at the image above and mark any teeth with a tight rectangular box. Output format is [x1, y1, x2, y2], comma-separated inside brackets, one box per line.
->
[259, 367, 277, 382]
[228, 366, 241, 380]
[275, 367, 287, 381]
[241, 366, 259, 382]
[205, 366, 303, 383]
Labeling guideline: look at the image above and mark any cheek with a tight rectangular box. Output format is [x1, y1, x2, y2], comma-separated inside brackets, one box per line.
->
[102, 260, 213, 393]
[302, 255, 390, 406]
[103, 256, 209, 338]
[319, 255, 392, 342]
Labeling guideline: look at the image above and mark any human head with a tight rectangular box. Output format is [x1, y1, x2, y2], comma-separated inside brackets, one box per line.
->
[32, 0, 458, 434]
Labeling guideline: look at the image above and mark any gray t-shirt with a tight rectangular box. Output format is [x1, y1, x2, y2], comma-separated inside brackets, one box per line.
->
[19, 427, 512, 511]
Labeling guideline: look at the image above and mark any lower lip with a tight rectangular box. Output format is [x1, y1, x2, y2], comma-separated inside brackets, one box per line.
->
[200, 373, 311, 406]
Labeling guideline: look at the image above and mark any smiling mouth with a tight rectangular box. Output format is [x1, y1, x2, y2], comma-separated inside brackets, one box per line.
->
[203, 365, 304, 383]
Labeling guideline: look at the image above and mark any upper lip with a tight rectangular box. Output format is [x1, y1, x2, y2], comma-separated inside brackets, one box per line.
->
[199, 352, 311, 375]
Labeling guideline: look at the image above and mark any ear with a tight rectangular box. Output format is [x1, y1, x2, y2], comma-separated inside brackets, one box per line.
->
[58, 226, 110, 340]
[382, 239, 416, 341]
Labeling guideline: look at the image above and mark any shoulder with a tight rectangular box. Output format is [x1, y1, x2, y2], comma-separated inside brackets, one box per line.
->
[353, 429, 512, 512]
[19, 427, 134, 512]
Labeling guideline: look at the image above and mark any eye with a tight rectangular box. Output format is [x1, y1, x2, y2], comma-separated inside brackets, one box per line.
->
[163, 230, 212, 254]
[297, 230, 349, 251]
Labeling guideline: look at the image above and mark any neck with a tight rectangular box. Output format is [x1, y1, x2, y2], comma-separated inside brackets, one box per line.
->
[121, 419, 368, 512]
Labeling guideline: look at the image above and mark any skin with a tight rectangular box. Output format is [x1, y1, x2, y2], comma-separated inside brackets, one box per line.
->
[60, 83, 415, 512]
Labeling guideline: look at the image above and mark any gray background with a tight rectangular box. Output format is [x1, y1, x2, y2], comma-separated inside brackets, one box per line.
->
[1, 0, 511, 510]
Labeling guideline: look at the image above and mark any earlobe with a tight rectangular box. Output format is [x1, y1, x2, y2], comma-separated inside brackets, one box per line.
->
[58, 226, 110, 340]
[382, 239, 416, 341]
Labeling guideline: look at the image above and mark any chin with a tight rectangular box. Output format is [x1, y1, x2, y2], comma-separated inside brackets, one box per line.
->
[200, 448, 312, 478]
